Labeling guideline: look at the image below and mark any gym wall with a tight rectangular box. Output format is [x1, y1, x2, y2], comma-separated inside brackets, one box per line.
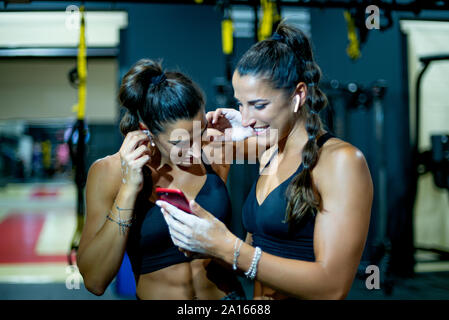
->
[0, 58, 118, 123]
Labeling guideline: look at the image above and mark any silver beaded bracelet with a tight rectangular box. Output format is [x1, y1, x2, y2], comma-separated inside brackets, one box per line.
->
[244, 247, 262, 280]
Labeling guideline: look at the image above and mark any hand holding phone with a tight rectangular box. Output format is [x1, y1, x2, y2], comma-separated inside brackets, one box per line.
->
[155, 187, 192, 214]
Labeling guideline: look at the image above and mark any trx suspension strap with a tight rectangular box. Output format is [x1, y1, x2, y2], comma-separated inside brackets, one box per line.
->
[258, 0, 281, 41]
[221, 1, 233, 81]
[344, 10, 361, 60]
[67, 6, 88, 266]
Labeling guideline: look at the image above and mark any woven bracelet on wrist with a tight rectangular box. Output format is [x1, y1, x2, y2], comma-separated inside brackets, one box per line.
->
[106, 210, 134, 235]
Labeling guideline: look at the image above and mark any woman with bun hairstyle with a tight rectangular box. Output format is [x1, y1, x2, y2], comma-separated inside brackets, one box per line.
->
[158, 22, 374, 300]
[76, 59, 244, 300]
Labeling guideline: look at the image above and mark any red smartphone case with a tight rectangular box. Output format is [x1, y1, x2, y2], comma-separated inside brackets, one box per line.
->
[155, 187, 192, 213]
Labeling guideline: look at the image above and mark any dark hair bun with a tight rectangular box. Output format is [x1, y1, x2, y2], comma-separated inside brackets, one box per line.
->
[118, 59, 164, 115]
[118, 59, 205, 137]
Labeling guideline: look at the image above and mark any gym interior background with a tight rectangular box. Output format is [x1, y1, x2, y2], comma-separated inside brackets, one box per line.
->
[0, 0, 448, 300]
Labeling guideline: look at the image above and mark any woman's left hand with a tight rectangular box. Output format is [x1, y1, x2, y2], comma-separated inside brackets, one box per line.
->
[156, 199, 235, 258]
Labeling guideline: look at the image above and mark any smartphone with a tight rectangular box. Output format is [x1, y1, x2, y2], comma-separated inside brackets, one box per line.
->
[155, 187, 192, 214]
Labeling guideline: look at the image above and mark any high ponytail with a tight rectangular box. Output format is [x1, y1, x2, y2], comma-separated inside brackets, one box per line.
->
[236, 22, 328, 226]
[118, 58, 205, 136]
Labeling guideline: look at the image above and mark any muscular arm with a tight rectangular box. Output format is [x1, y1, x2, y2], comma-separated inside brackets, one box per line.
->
[77, 157, 138, 295]
[218, 145, 373, 299]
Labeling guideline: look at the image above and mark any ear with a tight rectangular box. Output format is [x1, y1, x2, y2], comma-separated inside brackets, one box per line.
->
[138, 122, 148, 131]
[293, 82, 307, 110]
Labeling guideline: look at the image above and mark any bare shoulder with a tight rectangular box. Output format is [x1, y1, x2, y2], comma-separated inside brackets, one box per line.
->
[88, 153, 121, 179]
[86, 153, 122, 198]
[318, 137, 367, 169]
[314, 136, 372, 193]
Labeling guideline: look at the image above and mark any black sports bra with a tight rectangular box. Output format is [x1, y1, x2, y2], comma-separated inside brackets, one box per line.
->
[242, 132, 334, 261]
[126, 158, 232, 275]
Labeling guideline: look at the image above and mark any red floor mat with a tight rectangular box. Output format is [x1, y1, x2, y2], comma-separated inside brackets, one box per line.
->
[0, 213, 67, 263]
[30, 187, 59, 198]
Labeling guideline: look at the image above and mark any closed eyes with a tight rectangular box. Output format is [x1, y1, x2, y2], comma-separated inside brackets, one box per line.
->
[170, 126, 207, 146]
[234, 98, 269, 110]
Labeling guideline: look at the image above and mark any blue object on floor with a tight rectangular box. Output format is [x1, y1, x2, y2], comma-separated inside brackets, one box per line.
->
[115, 251, 136, 297]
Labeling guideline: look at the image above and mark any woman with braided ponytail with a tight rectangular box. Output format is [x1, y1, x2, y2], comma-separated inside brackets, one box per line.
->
[159, 22, 373, 300]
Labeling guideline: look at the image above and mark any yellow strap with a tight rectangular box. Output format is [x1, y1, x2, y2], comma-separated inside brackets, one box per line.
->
[222, 18, 233, 55]
[41, 140, 52, 169]
[258, 0, 281, 41]
[258, 0, 274, 41]
[344, 11, 361, 60]
[70, 214, 85, 251]
[69, 6, 87, 258]
[73, 6, 87, 120]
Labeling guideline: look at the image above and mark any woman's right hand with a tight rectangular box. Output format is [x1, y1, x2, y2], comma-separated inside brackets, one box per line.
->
[119, 130, 152, 193]
[206, 108, 254, 141]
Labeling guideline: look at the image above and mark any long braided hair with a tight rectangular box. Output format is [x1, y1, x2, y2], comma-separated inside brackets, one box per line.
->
[236, 22, 328, 226]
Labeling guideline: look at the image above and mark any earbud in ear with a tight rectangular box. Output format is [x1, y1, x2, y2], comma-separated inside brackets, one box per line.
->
[293, 95, 300, 113]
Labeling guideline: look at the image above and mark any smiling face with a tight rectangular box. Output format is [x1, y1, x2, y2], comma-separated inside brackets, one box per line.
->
[232, 72, 298, 147]
[153, 109, 208, 166]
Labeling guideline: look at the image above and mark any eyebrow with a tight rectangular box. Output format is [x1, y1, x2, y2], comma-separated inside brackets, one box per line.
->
[168, 124, 207, 143]
[234, 97, 269, 105]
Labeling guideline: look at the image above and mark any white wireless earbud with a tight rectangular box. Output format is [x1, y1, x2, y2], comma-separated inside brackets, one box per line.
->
[293, 95, 300, 113]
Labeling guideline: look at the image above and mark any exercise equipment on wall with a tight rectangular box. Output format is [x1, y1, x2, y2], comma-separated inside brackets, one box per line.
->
[343, 10, 361, 60]
[370, 79, 395, 295]
[212, 0, 235, 109]
[412, 54, 449, 259]
[258, 0, 281, 41]
[413, 54, 449, 192]
[214, 0, 283, 109]
[321, 79, 394, 294]
[430, 135, 449, 191]
[343, 4, 392, 60]
[17, 1, 449, 60]
[221, 0, 233, 81]
[67, 6, 88, 267]
[321, 80, 375, 138]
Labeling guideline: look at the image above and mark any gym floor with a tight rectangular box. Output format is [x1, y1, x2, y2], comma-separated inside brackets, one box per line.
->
[0, 181, 448, 300]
